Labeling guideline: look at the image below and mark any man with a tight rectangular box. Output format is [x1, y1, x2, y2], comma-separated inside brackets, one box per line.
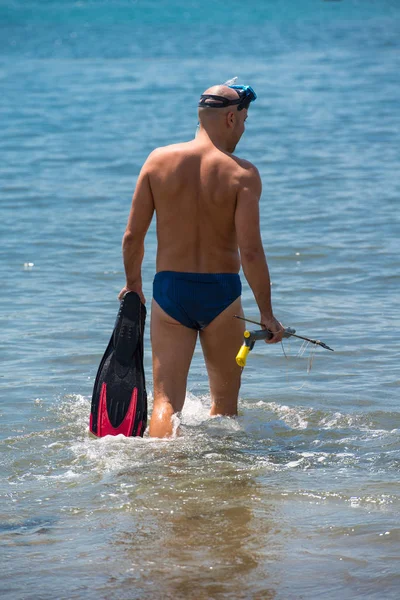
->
[118, 83, 284, 438]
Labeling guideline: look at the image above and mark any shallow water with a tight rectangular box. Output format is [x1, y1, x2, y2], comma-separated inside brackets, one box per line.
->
[1, 1, 400, 598]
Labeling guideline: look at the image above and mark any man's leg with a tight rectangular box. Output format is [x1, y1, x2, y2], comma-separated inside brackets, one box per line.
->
[149, 299, 198, 438]
[199, 297, 245, 416]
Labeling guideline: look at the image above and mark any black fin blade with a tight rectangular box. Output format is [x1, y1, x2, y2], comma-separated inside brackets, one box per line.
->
[90, 292, 147, 437]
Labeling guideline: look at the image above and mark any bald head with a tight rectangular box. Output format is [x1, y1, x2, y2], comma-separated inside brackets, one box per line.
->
[196, 84, 250, 152]
[198, 85, 241, 124]
[200, 85, 240, 105]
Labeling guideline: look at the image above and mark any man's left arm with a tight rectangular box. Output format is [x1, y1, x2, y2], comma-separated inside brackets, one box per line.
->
[118, 158, 155, 303]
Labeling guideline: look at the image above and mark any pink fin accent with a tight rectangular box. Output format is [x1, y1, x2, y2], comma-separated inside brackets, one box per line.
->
[96, 383, 138, 437]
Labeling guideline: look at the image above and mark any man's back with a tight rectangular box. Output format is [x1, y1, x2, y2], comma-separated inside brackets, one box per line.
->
[148, 139, 251, 274]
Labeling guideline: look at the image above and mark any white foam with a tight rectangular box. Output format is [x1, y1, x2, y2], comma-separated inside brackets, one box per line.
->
[180, 391, 210, 426]
[286, 458, 305, 468]
[267, 402, 309, 429]
[35, 469, 80, 481]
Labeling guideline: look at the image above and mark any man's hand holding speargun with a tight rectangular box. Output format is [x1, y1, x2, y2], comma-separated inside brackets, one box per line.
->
[235, 315, 334, 368]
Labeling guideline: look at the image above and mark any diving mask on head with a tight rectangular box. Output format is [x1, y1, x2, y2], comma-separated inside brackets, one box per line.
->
[198, 77, 257, 112]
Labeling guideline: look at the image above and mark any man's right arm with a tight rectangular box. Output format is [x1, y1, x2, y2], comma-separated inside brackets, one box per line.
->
[235, 165, 284, 343]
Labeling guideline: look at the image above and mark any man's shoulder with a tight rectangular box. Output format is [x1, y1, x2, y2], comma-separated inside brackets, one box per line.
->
[143, 142, 190, 171]
[232, 155, 260, 182]
[149, 142, 190, 159]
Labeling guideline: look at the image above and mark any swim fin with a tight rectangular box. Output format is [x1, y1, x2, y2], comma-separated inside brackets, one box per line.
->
[89, 292, 147, 437]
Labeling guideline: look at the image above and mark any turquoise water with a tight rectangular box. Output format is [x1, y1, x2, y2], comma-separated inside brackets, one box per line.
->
[1, 1, 399, 598]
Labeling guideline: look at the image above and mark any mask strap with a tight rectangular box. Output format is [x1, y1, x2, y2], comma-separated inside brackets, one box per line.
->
[198, 94, 241, 108]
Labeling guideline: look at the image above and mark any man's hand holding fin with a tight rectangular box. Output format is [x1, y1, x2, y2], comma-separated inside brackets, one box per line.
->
[118, 285, 146, 304]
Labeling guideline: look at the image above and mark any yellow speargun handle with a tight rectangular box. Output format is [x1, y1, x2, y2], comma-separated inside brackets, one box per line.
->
[236, 330, 252, 367]
[236, 344, 251, 367]
[236, 327, 296, 368]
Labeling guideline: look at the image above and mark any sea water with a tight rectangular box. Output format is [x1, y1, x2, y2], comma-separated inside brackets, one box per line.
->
[1, 1, 399, 598]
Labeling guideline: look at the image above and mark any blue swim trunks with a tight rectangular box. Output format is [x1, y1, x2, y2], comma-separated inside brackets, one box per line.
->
[153, 271, 242, 330]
